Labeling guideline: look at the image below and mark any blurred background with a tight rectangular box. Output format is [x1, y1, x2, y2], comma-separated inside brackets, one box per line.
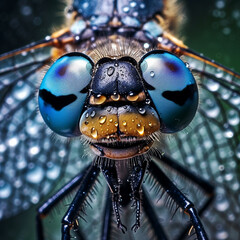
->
[0, 0, 239, 239]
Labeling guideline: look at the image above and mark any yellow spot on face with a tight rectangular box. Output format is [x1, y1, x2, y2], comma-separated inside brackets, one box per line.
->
[91, 127, 98, 138]
[99, 115, 107, 124]
[89, 95, 107, 105]
[111, 94, 120, 101]
[95, 95, 107, 104]
[127, 94, 139, 101]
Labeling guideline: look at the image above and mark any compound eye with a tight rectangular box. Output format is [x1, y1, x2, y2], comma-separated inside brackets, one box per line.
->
[139, 50, 198, 133]
[38, 53, 93, 137]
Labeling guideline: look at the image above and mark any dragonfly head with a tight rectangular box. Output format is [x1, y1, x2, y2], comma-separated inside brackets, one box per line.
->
[38, 50, 198, 159]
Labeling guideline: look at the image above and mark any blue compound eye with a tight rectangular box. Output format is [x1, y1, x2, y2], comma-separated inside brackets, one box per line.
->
[139, 50, 198, 133]
[38, 52, 93, 137]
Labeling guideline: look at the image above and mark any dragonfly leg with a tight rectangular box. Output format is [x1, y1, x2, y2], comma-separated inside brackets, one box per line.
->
[142, 187, 169, 240]
[148, 160, 209, 240]
[129, 160, 148, 232]
[101, 161, 127, 233]
[150, 150, 215, 239]
[36, 164, 93, 240]
[100, 189, 112, 240]
[61, 164, 100, 240]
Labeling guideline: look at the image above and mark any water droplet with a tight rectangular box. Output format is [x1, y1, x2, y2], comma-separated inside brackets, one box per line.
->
[236, 144, 240, 159]
[148, 122, 152, 127]
[137, 124, 144, 135]
[13, 81, 31, 100]
[150, 71, 155, 77]
[122, 120, 127, 126]
[132, 11, 138, 17]
[114, 62, 119, 67]
[138, 107, 146, 115]
[227, 109, 239, 126]
[114, 122, 118, 127]
[0, 144, 6, 153]
[144, 43, 150, 49]
[26, 166, 44, 184]
[90, 111, 96, 118]
[130, 1, 137, 7]
[132, 119, 135, 122]
[85, 112, 89, 118]
[107, 66, 115, 76]
[145, 99, 151, 104]
[0, 181, 12, 199]
[109, 118, 113, 123]
[203, 99, 220, 118]
[106, 106, 112, 112]
[140, 3, 145, 9]
[47, 165, 60, 180]
[28, 146, 40, 156]
[216, 230, 228, 240]
[123, 6, 130, 13]
[216, 196, 229, 212]
[99, 115, 107, 124]
[91, 127, 98, 138]
[7, 137, 19, 148]
[219, 165, 224, 171]
[206, 79, 220, 92]
[185, 62, 190, 68]
[223, 124, 234, 138]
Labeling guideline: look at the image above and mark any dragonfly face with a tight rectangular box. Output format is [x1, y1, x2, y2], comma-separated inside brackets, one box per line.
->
[0, 1, 240, 240]
[38, 50, 198, 159]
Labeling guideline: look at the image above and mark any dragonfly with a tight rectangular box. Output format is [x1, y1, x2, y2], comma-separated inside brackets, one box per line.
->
[0, 0, 240, 239]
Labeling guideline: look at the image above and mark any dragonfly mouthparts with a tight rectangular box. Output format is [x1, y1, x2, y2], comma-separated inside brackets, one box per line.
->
[90, 139, 153, 159]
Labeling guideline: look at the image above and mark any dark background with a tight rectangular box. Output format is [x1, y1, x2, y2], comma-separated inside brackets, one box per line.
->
[0, 0, 239, 71]
[0, 0, 239, 239]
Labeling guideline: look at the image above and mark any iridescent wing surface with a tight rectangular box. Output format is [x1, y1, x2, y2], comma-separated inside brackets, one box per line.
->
[162, 52, 240, 239]
[0, 45, 74, 219]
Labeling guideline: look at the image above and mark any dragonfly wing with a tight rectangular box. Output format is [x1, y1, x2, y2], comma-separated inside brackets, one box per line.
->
[0, 46, 71, 219]
[164, 54, 240, 239]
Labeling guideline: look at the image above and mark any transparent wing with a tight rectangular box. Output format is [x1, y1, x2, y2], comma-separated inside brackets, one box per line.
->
[164, 54, 240, 239]
[0, 46, 72, 219]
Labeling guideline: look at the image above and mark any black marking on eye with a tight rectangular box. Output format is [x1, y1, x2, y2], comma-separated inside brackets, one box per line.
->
[162, 84, 197, 106]
[143, 81, 155, 90]
[39, 89, 77, 111]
